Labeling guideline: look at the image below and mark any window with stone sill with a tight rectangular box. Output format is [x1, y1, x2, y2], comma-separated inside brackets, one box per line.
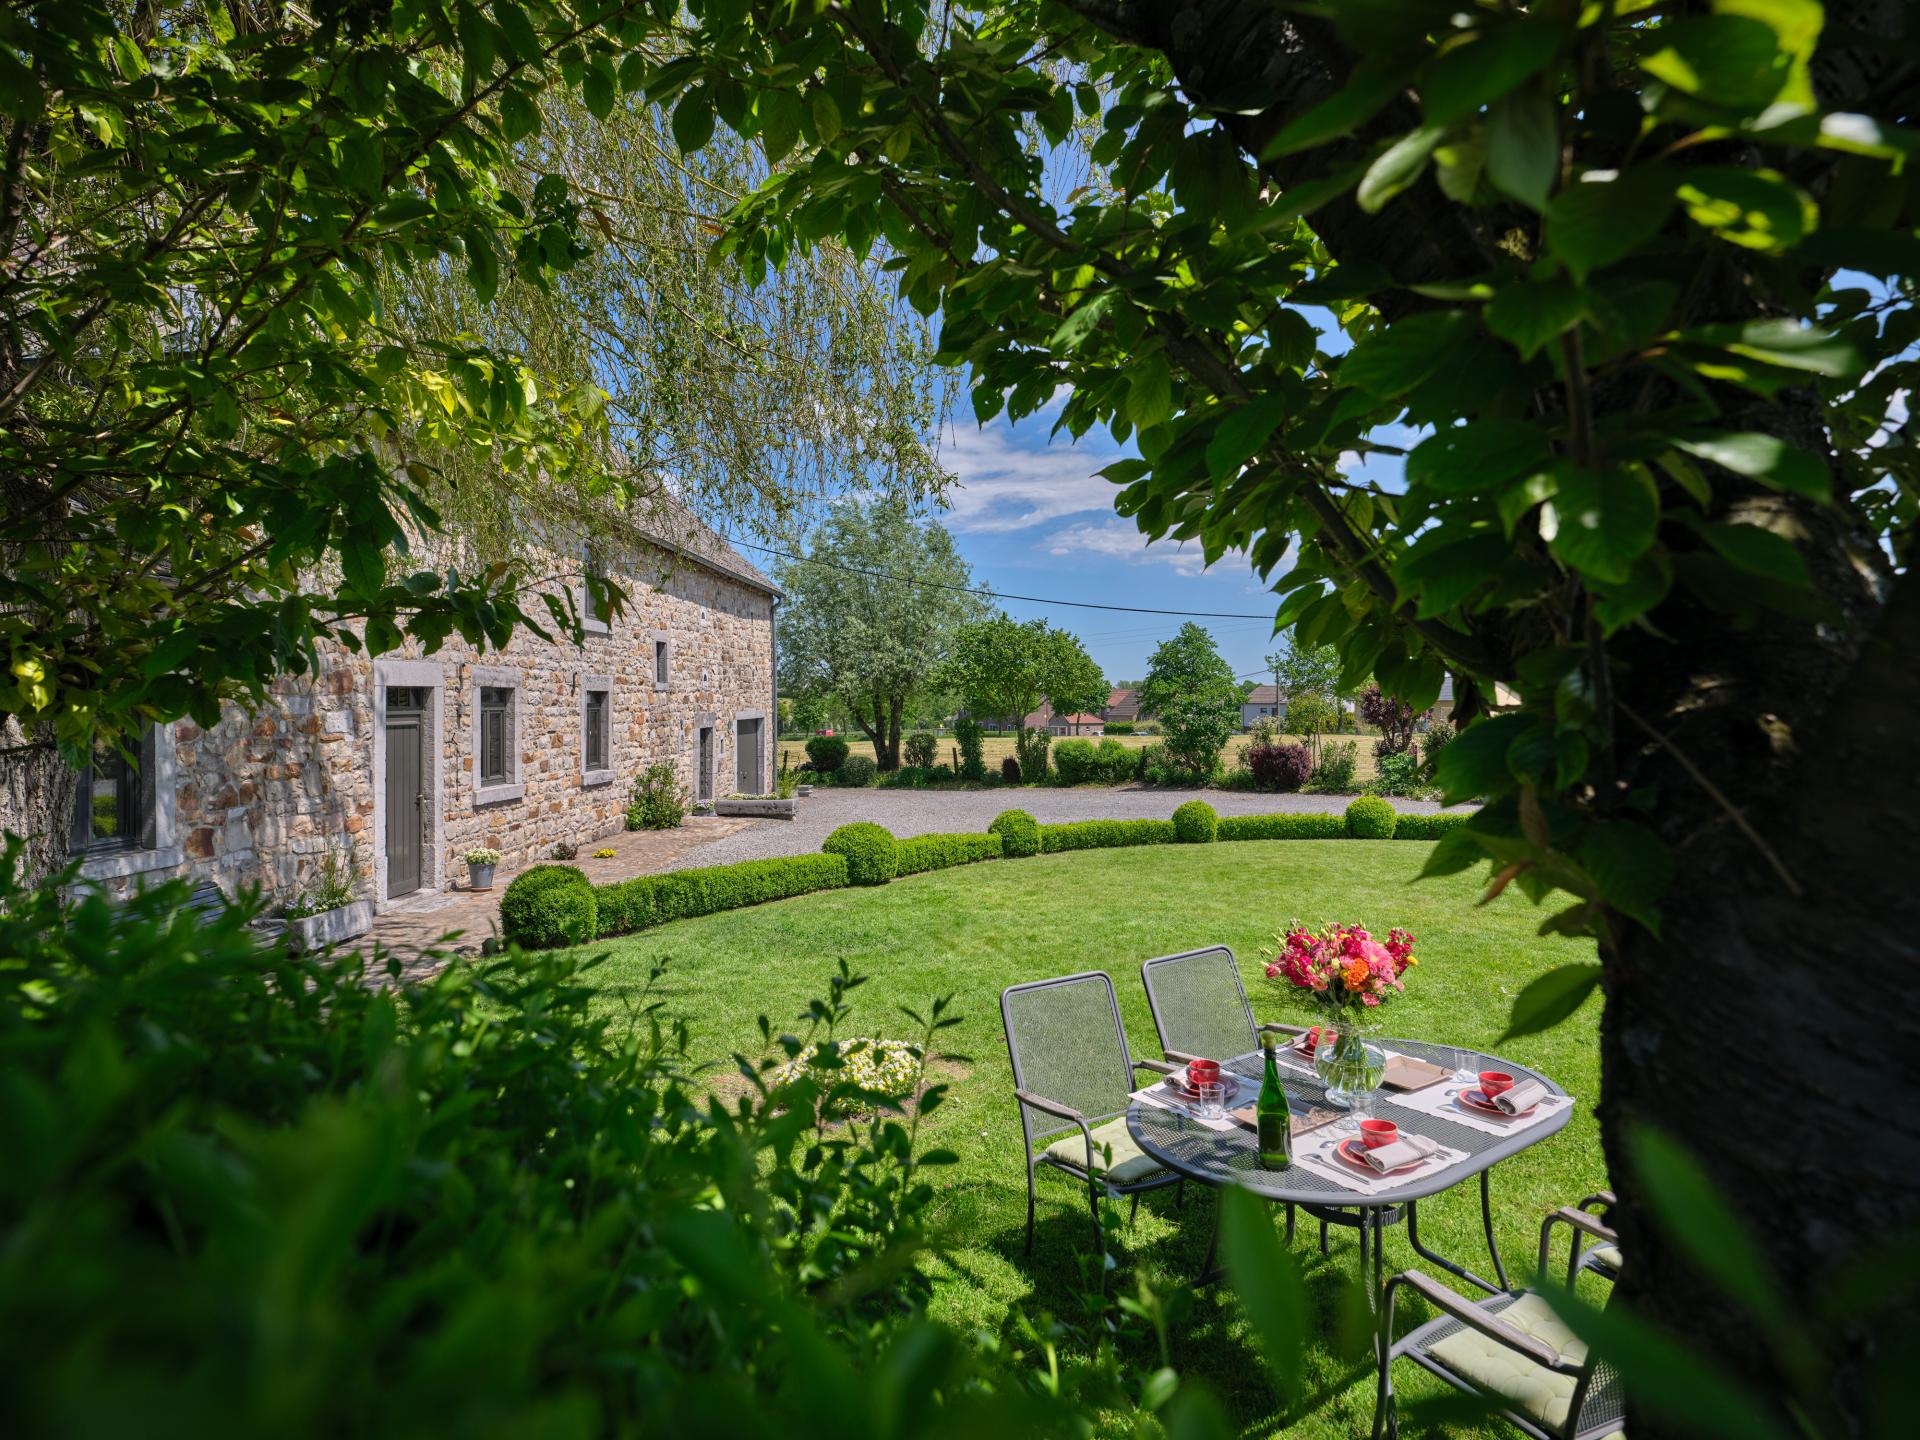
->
[69, 729, 157, 854]
[583, 684, 611, 777]
[653, 637, 670, 688]
[581, 542, 612, 634]
[479, 687, 513, 787]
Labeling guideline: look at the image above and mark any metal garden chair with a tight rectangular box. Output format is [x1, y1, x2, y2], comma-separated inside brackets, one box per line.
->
[1000, 970, 1184, 1254]
[1371, 1206, 1627, 1440]
[1545, 1191, 1622, 1285]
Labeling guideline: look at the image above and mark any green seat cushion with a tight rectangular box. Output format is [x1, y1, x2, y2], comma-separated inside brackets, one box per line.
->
[1043, 1118, 1164, 1185]
[1585, 1242, 1623, 1272]
[1427, 1292, 1589, 1431]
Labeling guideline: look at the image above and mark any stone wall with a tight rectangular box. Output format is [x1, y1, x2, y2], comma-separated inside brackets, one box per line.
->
[139, 542, 774, 909]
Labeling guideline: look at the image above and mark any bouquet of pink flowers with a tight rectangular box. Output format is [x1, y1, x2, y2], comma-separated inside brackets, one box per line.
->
[1262, 921, 1418, 1010]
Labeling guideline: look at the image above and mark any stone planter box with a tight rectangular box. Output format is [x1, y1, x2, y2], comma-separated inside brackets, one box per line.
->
[715, 797, 798, 819]
[284, 899, 375, 951]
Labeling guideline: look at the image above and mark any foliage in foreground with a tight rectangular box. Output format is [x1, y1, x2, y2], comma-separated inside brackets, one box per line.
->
[0, 847, 1145, 1437]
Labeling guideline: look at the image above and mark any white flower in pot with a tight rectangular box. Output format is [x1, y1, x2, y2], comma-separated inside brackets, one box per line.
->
[464, 847, 502, 890]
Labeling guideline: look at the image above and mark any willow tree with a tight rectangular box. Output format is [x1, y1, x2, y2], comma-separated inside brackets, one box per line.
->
[664, 2, 1916, 1432]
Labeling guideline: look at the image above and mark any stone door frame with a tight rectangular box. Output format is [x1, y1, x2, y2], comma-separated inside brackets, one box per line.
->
[372, 659, 446, 908]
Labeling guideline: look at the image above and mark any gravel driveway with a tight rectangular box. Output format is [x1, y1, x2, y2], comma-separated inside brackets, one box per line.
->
[675, 786, 1465, 869]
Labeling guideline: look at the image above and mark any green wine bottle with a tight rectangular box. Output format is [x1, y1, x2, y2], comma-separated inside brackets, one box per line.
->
[1257, 1039, 1292, 1169]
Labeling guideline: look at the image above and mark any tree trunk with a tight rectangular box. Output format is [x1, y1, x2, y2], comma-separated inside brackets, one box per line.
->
[880, 692, 905, 772]
[0, 719, 80, 888]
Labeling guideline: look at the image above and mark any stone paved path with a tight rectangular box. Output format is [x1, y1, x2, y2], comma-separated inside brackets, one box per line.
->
[366, 815, 746, 983]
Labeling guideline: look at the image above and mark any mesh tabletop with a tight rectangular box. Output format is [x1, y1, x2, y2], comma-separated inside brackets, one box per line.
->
[1127, 1039, 1571, 1205]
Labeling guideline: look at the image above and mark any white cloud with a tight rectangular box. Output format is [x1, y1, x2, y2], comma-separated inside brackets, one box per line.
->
[938, 420, 1124, 533]
[1045, 518, 1230, 576]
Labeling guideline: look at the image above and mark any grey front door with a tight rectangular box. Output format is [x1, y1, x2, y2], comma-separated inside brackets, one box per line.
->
[385, 691, 426, 898]
[697, 726, 713, 802]
[735, 718, 761, 795]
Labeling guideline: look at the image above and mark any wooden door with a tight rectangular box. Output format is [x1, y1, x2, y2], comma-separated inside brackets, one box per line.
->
[385, 696, 425, 898]
[735, 718, 761, 795]
[697, 726, 713, 802]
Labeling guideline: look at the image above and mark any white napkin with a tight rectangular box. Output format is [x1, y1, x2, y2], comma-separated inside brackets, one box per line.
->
[1492, 1078, 1548, 1114]
[1354, 1133, 1439, 1173]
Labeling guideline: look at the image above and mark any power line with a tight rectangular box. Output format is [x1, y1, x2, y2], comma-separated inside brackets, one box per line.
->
[729, 535, 1280, 622]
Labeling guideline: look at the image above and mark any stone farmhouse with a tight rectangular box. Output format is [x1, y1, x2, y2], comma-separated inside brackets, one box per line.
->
[67, 511, 779, 911]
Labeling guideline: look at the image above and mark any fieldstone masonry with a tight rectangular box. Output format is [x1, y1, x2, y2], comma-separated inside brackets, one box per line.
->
[140, 536, 775, 910]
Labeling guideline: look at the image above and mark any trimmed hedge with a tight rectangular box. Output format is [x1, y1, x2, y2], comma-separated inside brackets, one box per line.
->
[838, 755, 877, 787]
[1040, 818, 1176, 853]
[1391, 811, 1469, 840]
[1172, 799, 1218, 843]
[1052, 737, 1138, 786]
[1346, 795, 1399, 839]
[897, 831, 1004, 875]
[989, 808, 1041, 857]
[594, 854, 849, 936]
[823, 821, 898, 884]
[804, 735, 850, 773]
[1217, 812, 1348, 841]
[499, 865, 596, 949]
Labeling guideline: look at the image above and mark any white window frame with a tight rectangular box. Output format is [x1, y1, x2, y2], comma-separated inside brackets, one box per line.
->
[581, 673, 614, 786]
[472, 666, 524, 807]
[74, 722, 181, 882]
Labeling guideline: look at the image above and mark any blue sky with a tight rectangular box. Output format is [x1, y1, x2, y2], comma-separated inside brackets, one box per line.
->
[935, 312, 1411, 688]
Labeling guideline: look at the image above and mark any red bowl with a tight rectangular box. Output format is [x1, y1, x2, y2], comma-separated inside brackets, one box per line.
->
[1186, 1059, 1220, 1086]
[1478, 1070, 1515, 1097]
[1359, 1118, 1398, 1150]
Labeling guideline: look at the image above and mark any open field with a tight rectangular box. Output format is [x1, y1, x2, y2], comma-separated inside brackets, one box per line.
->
[570, 840, 1604, 1439]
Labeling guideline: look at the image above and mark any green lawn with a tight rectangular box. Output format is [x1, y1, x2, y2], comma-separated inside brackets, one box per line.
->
[576, 841, 1607, 1438]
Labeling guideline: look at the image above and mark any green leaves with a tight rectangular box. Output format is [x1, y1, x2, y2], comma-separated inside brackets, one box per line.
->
[1357, 127, 1444, 213]
[1406, 421, 1551, 493]
[1260, 54, 1412, 157]
[1539, 464, 1661, 585]
[1544, 168, 1676, 280]
[1576, 820, 1676, 933]
[1495, 962, 1602, 1043]
[1677, 167, 1816, 250]
[1673, 432, 1832, 501]
[673, 87, 716, 152]
[1204, 395, 1289, 480]
[1422, 20, 1562, 125]
[1485, 278, 1586, 360]
[1341, 311, 1470, 397]
[1485, 91, 1558, 210]
[1220, 1185, 1307, 1395]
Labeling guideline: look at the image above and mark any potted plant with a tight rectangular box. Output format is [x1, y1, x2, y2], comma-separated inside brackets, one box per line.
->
[278, 851, 374, 951]
[465, 846, 502, 890]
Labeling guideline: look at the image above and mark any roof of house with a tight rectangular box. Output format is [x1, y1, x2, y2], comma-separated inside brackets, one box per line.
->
[1107, 686, 1135, 707]
[1053, 713, 1105, 725]
[627, 499, 780, 598]
[1243, 684, 1282, 706]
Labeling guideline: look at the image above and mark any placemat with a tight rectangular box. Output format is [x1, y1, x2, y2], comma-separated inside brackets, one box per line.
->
[1390, 1079, 1575, 1137]
[1290, 1129, 1472, 1196]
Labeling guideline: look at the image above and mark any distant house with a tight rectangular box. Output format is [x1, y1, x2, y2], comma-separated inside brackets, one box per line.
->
[1048, 712, 1106, 736]
[1240, 684, 1283, 730]
[1102, 686, 1142, 725]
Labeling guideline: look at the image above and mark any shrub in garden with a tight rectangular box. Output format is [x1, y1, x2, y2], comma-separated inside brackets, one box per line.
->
[1392, 812, 1469, 841]
[0, 858, 991, 1434]
[1039, 818, 1175, 852]
[1345, 795, 1398, 839]
[839, 755, 877, 787]
[954, 715, 986, 781]
[1367, 750, 1426, 798]
[1246, 739, 1312, 792]
[1359, 683, 1422, 755]
[1092, 738, 1137, 783]
[1134, 742, 1185, 785]
[930, 763, 955, 782]
[1016, 730, 1050, 779]
[1050, 738, 1098, 784]
[988, 808, 1041, 858]
[1422, 719, 1456, 777]
[805, 734, 851, 773]
[878, 765, 931, 788]
[1171, 800, 1218, 843]
[896, 831, 1004, 875]
[1000, 755, 1022, 783]
[903, 732, 938, 768]
[499, 864, 597, 948]
[1103, 721, 1135, 735]
[627, 761, 689, 828]
[822, 822, 899, 885]
[1217, 813, 1348, 840]
[594, 854, 849, 934]
[1307, 739, 1359, 793]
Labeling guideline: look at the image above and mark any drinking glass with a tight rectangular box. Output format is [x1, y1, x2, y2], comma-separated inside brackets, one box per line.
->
[1449, 1045, 1478, 1084]
[1195, 1080, 1226, 1121]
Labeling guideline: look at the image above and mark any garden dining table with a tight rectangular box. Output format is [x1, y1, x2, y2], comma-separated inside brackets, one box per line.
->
[1126, 1038, 1573, 1311]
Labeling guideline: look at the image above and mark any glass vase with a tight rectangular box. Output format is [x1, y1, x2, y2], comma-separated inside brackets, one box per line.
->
[1316, 1016, 1384, 1110]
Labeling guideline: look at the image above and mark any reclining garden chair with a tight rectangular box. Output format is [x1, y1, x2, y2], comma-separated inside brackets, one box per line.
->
[1372, 1203, 1626, 1440]
[1000, 970, 1183, 1254]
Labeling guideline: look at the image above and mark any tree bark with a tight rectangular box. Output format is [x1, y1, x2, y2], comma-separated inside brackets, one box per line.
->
[1058, 3, 1920, 1431]
[0, 720, 80, 887]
